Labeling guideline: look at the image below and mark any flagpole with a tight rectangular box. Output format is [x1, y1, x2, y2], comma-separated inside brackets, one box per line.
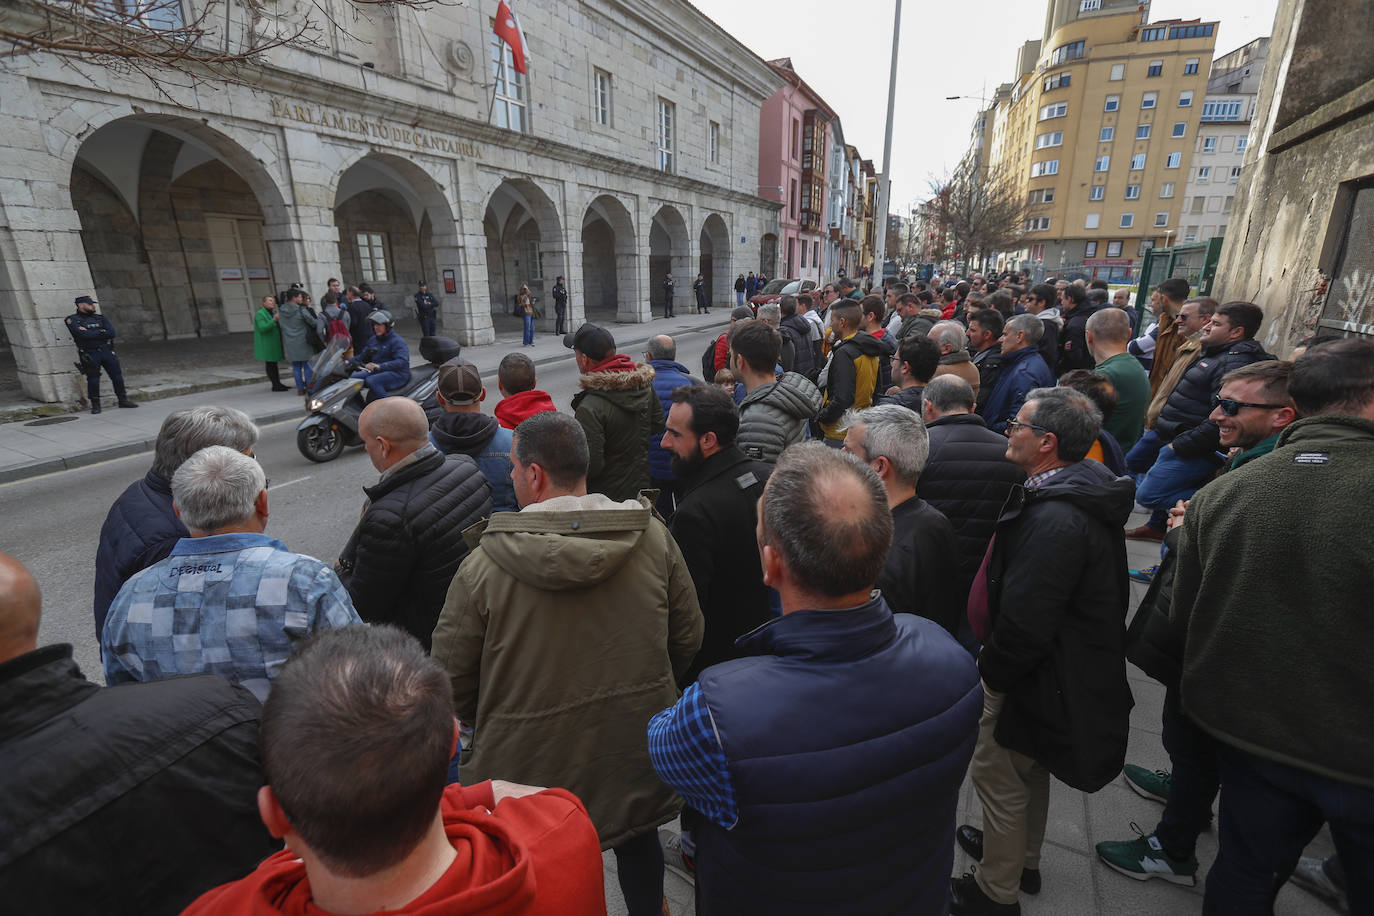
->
[873, 0, 901, 283]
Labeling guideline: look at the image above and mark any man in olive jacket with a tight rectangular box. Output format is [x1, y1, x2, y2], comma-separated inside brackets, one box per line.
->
[430, 411, 703, 916]
[566, 324, 666, 501]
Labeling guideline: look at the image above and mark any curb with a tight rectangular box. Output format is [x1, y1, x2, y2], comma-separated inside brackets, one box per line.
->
[0, 321, 726, 485]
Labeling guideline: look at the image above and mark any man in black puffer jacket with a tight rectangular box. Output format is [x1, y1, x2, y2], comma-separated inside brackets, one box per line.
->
[1137, 302, 1273, 515]
[337, 398, 492, 649]
[916, 376, 1025, 609]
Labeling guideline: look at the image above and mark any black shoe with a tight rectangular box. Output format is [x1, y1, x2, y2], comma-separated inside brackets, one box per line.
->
[271, 385, 290, 392]
[117, 399, 138, 408]
[956, 826, 1041, 895]
[950, 872, 1020, 915]
[90, 402, 102, 414]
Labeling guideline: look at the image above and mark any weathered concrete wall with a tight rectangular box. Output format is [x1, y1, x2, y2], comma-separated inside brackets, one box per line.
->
[1211, 0, 1374, 355]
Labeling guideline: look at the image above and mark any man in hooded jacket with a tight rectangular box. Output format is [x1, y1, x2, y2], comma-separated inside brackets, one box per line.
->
[428, 359, 516, 513]
[816, 301, 885, 445]
[566, 324, 665, 501]
[732, 320, 821, 463]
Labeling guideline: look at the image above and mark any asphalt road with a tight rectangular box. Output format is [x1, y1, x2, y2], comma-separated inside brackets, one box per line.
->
[0, 324, 721, 683]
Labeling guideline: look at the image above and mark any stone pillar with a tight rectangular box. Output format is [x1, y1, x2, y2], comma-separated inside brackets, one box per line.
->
[280, 127, 343, 296]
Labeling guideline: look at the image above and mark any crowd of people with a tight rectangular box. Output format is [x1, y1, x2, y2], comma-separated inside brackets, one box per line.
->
[7, 268, 1371, 916]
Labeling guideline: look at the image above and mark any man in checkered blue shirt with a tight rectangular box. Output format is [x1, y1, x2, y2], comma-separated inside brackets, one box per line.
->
[103, 446, 361, 702]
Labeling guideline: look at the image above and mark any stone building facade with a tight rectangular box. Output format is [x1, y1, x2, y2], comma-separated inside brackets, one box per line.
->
[0, 0, 783, 402]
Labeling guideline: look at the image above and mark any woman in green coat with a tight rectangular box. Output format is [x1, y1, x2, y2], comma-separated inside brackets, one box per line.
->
[253, 296, 289, 391]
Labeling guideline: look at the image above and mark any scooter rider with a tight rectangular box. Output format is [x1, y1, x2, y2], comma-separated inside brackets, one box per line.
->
[346, 310, 411, 398]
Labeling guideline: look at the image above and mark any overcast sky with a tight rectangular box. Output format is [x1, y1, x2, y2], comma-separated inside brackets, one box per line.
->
[690, 0, 1280, 214]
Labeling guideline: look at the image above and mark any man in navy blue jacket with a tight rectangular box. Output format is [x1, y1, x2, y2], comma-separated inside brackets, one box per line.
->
[981, 315, 1056, 434]
[643, 334, 698, 520]
[648, 443, 981, 915]
[347, 310, 411, 397]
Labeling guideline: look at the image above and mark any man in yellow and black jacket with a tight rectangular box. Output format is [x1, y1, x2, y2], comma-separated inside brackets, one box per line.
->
[816, 300, 885, 443]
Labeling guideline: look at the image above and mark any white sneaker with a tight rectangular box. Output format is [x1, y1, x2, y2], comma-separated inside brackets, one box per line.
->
[659, 828, 695, 885]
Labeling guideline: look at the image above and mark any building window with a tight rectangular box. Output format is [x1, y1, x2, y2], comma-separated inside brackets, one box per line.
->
[1036, 130, 1064, 149]
[1223, 196, 1235, 214]
[1090, 185, 1105, 201]
[1050, 40, 1085, 65]
[1121, 213, 1135, 228]
[1155, 212, 1170, 227]
[1030, 159, 1060, 177]
[656, 98, 675, 172]
[1110, 63, 1125, 81]
[1142, 91, 1157, 109]
[1160, 182, 1176, 197]
[1080, 0, 1101, 10]
[593, 68, 611, 126]
[1198, 166, 1211, 183]
[813, 240, 819, 266]
[1107, 241, 1124, 257]
[1169, 23, 1215, 39]
[1085, 241, 1099, 257]
[490, 33, 528, 132]
[525, 239, 544, 280]
[1184, 58, 1200, 75]
[1183, 226, 1198, 243]
[1140, 27, 1166, 41]
[1139, 240, 1156, 256]
[1172, 122, 1187, 138]
[1042, 188, 1056, 203]
[1147, 60, 1163, 77]
[1202, 136, 1217, 153]
[709, 120, 720, 164]
[1039, 101, 1068, 120]
[1105, 94, 1120, 111]
[1044, 72, 1071, 91]
[1085, 213, 1100, 229]
[1137, 124, 1151, 140]
[801, 240, 807, 269]
[1131, 153, 1147, 170]
[1179, 90, 1194, 107]
[356, 232, 388, 282]
[1230, 166, 1242, 183]
[1237, 137, 1248, 153]
[1201, 99, 1245, 121]
[791, 118, 799, 159]
[789, 179, 797, 218]
[1126, 184, 1141, 199]
[1166, 151, 1182, 168]
[1191, 196, 1206, 214]
[1100, 126, 1115, 142]
[1025, 217, 1051, 231]
[1095, 155, 1111, 172]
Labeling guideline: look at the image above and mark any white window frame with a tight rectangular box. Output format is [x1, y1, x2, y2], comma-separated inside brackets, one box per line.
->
[1125, 184, 1141, 199]
[1147, 59, 1163, 77]
[1230, 166, 1242, 183]
[1160, 182, 1175, 198]
[593, 68, 612, 126]
[357, 232, 389, 282]
[490, 32, 528, 133]
[1131, 153, 1147, 170]
[1198, 166, 1211, 183]
[1172, 122, 1187, 138]
[1090, 185, 1105, 201]
[1137, 124, 1151, 140]
[656, 98, 675, 173]
[525, 239, 544, 280]
[1039, 101, 1068, 120]
[1121, 213, 1135, 228]
[1042, 188, 1055, 203]
[1109, 63, 1125, 81]
[1031, 159, 1060, 177]
[1105, 94, 1120, 112]
[1085, 213, 1100, 229]
[1155, 212, 1170, 227]
[1178, 90, 1194, 107]
[1036, 130, 1064, 149]
[1236, 137, 1248, 153]
[1202, 136, 1218, 153]
[1184, 58, 1199, 75]
[1142, 91, 1158, 110]
[1100, 126, 1115, 142]
[1095, 155, 1111, 172]
[709, 120, 720, 164]
[1166, 151, 1182, 168]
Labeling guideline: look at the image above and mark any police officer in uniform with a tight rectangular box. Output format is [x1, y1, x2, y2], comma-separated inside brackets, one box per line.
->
[663, 272, 675, 319]
[414, 281, 439, 338]
[65, 295, 136, 414]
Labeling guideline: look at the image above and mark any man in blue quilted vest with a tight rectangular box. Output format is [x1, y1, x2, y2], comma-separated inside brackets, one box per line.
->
[647, 442, 982, 915]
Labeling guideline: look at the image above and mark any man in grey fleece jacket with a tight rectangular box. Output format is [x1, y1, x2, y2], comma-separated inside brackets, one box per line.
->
[731, 319, 821, 463]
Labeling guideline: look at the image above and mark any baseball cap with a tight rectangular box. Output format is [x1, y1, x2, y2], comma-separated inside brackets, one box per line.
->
[437, 358, 483, 404]
[563, 324, 616, 361]
[75, 296, 96, 305]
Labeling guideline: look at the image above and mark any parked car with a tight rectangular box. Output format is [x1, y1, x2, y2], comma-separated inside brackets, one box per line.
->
[749, 278, 818, 312]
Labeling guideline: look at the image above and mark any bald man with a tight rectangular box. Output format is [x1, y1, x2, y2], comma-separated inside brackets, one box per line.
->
[337, 398, 493, 649]
[0, 552, 278, 912]
[1087, 307, 1151, 449]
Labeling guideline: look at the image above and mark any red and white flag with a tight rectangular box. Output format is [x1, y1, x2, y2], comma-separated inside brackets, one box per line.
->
[493, 1, 528, 74]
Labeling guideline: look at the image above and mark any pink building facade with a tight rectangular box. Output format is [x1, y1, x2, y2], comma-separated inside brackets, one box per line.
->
[758, 59, 835, 284]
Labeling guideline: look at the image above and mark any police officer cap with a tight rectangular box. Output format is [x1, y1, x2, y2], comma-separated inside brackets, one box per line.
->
[75, 295, 96, 305]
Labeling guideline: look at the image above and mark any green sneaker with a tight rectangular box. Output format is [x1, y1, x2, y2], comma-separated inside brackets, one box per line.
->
[1122, 764, 1171, 803]
[1095, 825, 1197, 886]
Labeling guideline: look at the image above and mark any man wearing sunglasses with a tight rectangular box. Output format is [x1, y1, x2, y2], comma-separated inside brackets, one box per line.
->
[1133, 302, 1274, 532]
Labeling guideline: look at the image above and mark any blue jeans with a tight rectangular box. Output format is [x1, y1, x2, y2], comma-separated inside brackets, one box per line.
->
[522, 313, 534, 345]
[291, 360, 313, 392]
[1205, 744, 1374, 915]
[736, 291, 746, 307]
[352, 370, 407, 397]
[1125, 429, 1169, 530]
[1136, 443, 1221, 511]
[1154, 688, 1219, 859]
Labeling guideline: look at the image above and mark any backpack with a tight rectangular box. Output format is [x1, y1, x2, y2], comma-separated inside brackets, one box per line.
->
[701, 333, 722, 378]
[303, 307, 326, 352]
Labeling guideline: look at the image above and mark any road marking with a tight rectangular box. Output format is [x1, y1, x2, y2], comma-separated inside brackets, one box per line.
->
[268, 475, 312, 491]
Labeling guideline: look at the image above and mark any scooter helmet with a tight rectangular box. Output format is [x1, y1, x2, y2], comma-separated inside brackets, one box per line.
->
[366, 309, 394, 329]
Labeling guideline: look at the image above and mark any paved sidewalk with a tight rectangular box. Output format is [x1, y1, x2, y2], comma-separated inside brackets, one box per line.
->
[0, 310, 728, 483]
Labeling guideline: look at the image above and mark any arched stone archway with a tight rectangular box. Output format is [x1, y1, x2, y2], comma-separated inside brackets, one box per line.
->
[581, 195, 638, 323]
[698, 213, 731, 312]
[649, 205, 690, 315]
[483, 179, 566, 332]
[333, 153, 464, 331]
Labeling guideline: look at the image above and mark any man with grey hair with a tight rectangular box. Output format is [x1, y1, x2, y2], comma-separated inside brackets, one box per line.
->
[648, 443, 981, 914]
[980, 314, 1055, 434]
[952, 387, 1134, 914]
[842, 404, 960, 635]
[1087, 306, 1150, 449]
[756, 302, 794, 373]
[94, 405, 260, 636]
[929, 320, 982, 397]
[102, 446, 361, 702]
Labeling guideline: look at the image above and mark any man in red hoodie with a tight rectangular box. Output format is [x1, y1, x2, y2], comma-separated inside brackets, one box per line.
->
[181, 625, 605, 916]
[493, 352, 557, 431]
